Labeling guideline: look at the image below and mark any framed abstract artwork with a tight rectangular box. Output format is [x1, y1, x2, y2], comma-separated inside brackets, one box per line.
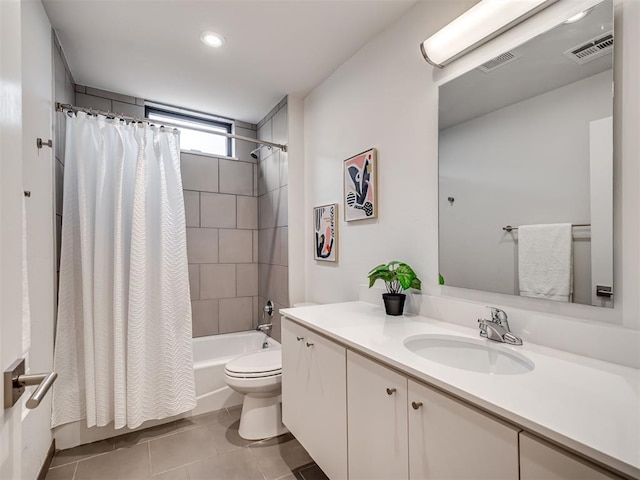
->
[313, 203, 338, 262]
[344, 148, 377, 221]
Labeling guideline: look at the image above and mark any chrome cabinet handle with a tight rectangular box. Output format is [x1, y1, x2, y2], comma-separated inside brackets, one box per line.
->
[296, 336, 304, 341]
[386, 387, 397, 395]
[306, 342, 314, 347]
[411, 401, 423, 410]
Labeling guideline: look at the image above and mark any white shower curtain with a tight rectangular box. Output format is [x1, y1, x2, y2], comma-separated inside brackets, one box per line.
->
[52, 112, 196, 429]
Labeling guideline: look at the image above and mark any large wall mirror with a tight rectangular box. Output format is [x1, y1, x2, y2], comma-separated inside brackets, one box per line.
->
[438, 0, 614, 308]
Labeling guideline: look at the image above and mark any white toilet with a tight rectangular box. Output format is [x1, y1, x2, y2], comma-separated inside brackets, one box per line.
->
[224, 347, 288, 440]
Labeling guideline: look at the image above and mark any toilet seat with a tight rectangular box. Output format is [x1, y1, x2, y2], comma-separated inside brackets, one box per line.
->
[224, 349, 282, 379]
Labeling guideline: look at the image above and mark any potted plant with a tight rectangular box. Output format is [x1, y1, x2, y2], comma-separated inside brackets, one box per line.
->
[368, 261, 421, 316]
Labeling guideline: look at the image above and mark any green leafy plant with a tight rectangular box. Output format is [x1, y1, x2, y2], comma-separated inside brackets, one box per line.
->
[368, 261, 422, 295]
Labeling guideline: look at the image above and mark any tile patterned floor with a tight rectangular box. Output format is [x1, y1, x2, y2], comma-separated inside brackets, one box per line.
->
[45, 406, 329, 480]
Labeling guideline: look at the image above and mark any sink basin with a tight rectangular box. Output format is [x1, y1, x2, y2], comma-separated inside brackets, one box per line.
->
[404, 334, 534, 375]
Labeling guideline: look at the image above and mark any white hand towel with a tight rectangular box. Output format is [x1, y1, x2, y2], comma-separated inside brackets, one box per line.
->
[518, 223, 573, 302]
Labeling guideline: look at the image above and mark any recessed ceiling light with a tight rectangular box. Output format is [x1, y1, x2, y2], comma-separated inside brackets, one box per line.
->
[200, 31, 225, 48]
[563, 9, 591, 24]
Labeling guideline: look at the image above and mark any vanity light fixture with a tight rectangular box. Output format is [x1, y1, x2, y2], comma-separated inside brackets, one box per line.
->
[420, 0, 558, 68]
[200, 31, 226, 48]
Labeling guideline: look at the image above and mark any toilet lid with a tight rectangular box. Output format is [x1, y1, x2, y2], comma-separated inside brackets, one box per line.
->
[225, 349, 282, 375]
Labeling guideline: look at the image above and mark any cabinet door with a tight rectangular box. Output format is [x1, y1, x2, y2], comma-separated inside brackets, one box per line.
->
[347, 351, 408, 480]
[520, 432, 621, 479]
[408, 379, 519, 479]
[281, 317, 348, 479]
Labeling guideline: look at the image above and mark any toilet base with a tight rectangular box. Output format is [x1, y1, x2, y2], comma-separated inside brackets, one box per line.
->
[238, 393, 289, 440]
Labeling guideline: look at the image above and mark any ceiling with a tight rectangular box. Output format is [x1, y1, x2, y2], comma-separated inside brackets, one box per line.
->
[43, 0, 417, 124]
[439, 0, 613, 129]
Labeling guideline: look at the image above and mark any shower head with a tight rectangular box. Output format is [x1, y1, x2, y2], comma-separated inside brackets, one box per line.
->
[250, 144, 271, 160]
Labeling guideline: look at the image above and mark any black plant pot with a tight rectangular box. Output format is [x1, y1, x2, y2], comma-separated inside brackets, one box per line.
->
[382, 293, 406, 316]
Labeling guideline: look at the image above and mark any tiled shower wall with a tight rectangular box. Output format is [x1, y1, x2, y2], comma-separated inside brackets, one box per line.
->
[62, 85, 265, 337]
[182, 147, 260, 336]
[53, 34, 75, 301]
[257, 98, 289, 342]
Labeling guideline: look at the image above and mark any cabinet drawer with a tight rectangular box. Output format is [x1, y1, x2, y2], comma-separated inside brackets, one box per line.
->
[520, 432, 622, 480]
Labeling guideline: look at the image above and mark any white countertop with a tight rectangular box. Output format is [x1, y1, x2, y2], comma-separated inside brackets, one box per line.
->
[280, 301, 640, 479]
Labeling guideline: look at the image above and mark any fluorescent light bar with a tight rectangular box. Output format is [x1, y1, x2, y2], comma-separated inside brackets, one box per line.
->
[421, 0, 558, 68]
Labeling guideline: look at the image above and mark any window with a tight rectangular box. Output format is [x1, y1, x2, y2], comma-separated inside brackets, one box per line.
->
[145, 104, 233, 157]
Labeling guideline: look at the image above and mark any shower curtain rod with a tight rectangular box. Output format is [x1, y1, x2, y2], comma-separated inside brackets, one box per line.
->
[55, 102, 288, 153]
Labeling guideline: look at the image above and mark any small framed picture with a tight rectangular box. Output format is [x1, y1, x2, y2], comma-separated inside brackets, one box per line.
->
[313, 203, 338, 262]
[344, 148, 377, 222]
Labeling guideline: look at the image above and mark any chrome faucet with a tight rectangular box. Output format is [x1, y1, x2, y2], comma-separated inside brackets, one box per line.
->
[478, 307, 523, 346]
[256, 300, 274, 334]
[256, 323, 272, 333]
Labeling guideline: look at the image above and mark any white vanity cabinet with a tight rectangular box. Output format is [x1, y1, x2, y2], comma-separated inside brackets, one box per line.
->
[347, 351, 409, 480]
[408, 379, 520, 479]
[281, 318, 348, 480]
[346, 351, 520, 480]
[519, 433, 622, 480]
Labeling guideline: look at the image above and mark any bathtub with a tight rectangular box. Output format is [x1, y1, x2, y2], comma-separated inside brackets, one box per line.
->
[54, 330, 279, 449]
[191, 330, 280, 416]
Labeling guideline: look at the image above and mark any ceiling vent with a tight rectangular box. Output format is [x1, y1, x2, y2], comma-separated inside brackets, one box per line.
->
[477, 51, 521, 73]
[563, 31, 614, 65]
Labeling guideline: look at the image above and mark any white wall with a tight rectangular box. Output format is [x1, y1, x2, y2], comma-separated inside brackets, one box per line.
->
[300, 0, 640, 367]
[0, 0, 26, 478]
[303, 0, 476, 305]
[439, 70, 613, 305]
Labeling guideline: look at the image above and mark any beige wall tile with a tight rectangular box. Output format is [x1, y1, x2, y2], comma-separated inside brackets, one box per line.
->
[200, 264, 236, 299]
[258, 151, 280, 196]
[188, 264, 200, 300]
[258, 228, 278, 265]
[270, 301, 285, 343]
[237, 264, 258, 297]
[253, 230, 259, 263]
[258, 264, 270, 301]
[253, 164, 258, 196]
[54, 112, 67, 163]
[112, 101, 144, 118]
[235, 127, 257, 163]
[253, 296, 259, 328]
[85, 86, 136, 104]
[219, 159, 253, 196]
[76, 92, 111, 111]
[275, 186, 288, 227]
[183, 190, 200, 227]
[219, 297, 253, 333]
[186, 228, 218, 264]
[280, 227, 288, 267]
[219, 230, 253, 263]
[201, 192, 236, 228]
[258, 191, 275, 229]
[272, 106, 288, 146]
[181, 153, 218, 193]
[257, 119, 272, 143]
[237, 196, 257, 230]
[259, 264, 288, 306]
[191, 300, 219, 337]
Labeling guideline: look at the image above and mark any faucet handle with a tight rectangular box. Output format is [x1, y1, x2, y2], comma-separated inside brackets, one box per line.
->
[477, 319, 488, 337]
[487, 306, 507, 323]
